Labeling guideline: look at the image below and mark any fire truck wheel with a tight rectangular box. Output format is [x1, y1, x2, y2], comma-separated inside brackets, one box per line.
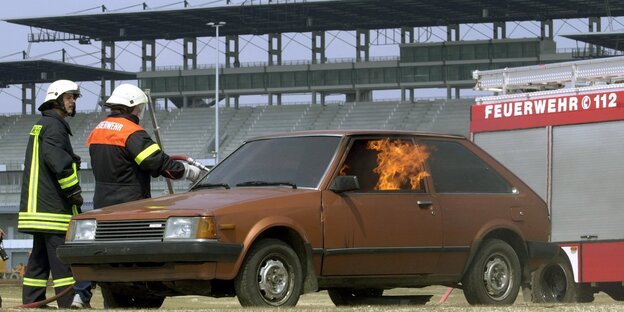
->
[531, 252, 576, 303]
[462, 239, 521, 305]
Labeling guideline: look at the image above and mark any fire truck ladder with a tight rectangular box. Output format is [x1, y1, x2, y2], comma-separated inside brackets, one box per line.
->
[473, 56, 624, 94]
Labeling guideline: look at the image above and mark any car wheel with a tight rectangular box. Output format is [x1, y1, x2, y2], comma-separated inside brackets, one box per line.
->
[462, 239, 521, 305]
[234, 239, 303, 307]
[327, 288, 384, 306]
[531, 253, 576, 303]
[100, 283, 165, 309]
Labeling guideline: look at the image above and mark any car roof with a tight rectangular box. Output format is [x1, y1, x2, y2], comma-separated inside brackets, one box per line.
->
[246, 130, 466, 142]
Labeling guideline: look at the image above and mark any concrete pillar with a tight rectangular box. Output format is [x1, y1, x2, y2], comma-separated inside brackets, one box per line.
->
[312, 92, 326, 105]
[356, 29, 370, 62]
[447, 24, 460, 42]
[21, 83, 36, 115]
[312, 31, 326, 64]
[589, 16, 601, 32]
[268, 33, 282, 66]
[226, 35, 240, 68]
[401, 26, 414, 44]
[493, 22, 506, 39]
[400, 88, 415, 102]
[101, 41, 115, 109]
[183, 37, 197, 70]
[141, 39, 156, 71]
[541, 19, 553, 39]
[589, 17, 602, 56]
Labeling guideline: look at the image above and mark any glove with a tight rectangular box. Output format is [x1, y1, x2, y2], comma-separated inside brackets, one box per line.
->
[68, 192, 84, 208]
[183, 163, 202, 183]
[73, 154, 82, 171]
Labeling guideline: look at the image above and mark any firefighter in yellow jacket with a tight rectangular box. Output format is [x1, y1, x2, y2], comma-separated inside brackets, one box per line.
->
[18, 80, 83, 308]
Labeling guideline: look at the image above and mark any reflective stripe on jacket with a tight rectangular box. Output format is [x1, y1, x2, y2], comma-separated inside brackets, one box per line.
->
[19, 110, 81, 234]
[86, 113, 185, 209]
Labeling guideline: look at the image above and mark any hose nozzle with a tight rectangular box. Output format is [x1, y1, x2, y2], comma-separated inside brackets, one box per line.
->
[172, 155, 210, 172]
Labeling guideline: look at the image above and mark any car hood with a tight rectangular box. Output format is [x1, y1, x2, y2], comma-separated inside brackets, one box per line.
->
[75, 187, 319, 220]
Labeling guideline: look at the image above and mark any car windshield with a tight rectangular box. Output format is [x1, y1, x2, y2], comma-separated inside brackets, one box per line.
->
[196, 136, 342, 189]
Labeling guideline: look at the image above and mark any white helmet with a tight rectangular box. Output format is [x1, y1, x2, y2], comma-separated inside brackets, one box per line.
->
[105, 84, 148, 108]
[39, 79, 80, 111]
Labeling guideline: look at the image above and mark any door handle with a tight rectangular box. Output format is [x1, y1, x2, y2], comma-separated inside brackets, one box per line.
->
[417, 200, 433, 208]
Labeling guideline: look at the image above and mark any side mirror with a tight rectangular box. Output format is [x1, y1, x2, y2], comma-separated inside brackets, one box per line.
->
[329, 176, 360, 193]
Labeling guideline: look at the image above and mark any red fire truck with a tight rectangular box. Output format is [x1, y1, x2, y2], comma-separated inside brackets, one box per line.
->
[471, 56, 624, 303]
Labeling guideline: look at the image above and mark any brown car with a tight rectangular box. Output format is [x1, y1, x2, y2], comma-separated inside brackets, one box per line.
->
[58, 130, 556, 308]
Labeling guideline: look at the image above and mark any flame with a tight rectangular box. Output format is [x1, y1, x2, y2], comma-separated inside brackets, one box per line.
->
[367, 139, 430, 190]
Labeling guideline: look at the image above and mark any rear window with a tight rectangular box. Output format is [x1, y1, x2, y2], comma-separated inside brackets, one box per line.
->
[425, 140, 513, 194]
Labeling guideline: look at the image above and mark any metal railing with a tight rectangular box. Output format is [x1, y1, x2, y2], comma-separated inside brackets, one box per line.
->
[144, 56, 400, 72]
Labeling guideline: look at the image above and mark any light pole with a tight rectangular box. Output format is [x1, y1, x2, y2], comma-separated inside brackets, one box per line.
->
[207, 21, 225, 163]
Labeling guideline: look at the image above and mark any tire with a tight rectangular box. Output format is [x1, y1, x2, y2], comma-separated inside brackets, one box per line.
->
[327, 288, 384, 306]
[462, 239, 521, 305]
[531, 253, 576, 303]
[100, 283, 165, 309]
[234, 239, 303, 307]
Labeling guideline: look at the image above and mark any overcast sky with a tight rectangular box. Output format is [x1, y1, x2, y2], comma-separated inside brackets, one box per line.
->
[0, 0, 203, 114]
[1, 1, 622, 114]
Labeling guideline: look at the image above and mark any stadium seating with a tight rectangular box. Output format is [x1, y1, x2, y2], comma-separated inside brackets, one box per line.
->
[0, 98, 474, 207]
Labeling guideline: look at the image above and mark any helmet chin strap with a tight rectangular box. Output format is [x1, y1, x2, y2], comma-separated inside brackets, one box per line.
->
[55, 99, 75, 117]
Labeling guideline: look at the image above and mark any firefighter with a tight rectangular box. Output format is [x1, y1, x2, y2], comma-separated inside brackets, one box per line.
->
[77, 83, 201, 308]
[18, 79, 83, 309]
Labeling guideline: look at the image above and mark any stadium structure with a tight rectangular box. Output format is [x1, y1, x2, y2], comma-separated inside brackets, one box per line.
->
[1, 0, 624, 272]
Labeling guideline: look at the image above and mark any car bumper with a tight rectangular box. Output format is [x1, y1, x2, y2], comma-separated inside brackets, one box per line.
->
[71, 262, 220, 282]
[57, 240, 242, 264]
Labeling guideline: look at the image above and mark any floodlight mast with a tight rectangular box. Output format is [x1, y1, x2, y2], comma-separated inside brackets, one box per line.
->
[207, 21, 226, 163]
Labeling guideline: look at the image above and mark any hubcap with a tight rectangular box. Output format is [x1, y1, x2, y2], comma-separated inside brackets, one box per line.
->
[483, 254, 512, 300]
[258, 259, 290, 303]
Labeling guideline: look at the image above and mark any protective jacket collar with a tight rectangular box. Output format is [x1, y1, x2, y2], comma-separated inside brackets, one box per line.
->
[42, 109, 73, 136]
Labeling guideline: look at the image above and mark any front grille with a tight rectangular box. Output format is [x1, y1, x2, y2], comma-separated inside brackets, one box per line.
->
[95, 219, 166, 241]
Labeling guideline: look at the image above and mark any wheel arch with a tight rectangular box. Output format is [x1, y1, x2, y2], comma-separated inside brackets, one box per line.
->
[246, 226, 319, 294]
[462, 228, 529, 285]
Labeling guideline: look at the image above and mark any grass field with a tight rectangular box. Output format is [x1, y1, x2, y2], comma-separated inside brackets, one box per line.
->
[1, 280, 624, 311]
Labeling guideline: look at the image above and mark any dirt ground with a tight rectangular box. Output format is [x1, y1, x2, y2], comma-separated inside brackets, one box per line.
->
[1, 280, 623, 311]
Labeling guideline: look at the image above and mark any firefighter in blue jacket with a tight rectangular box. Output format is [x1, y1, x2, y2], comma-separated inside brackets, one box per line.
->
[18, 79, 83, 308]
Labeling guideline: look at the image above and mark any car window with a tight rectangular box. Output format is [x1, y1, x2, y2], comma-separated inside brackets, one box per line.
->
[338, 137, 429, 192]
[424, 140, 513, 194]
[201, 136, 341, 189]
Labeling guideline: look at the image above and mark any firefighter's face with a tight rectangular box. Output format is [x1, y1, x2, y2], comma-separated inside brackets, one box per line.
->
[61, 93, 78, 115]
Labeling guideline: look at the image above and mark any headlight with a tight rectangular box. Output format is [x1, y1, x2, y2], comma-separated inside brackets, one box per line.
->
[68, 219, 97, 242]
[164, 217, 216, 240]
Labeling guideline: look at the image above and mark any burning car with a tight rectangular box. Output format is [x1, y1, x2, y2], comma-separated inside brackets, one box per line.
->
[57, 130, 556, 308]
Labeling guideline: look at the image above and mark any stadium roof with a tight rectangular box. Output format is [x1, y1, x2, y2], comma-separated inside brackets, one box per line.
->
[5, 0, 624, 42]
[0, 59, 136, 87]
[562, 31, 624, 51]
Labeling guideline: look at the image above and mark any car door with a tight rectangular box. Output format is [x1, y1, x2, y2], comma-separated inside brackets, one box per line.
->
[321, 136, 443, 276]
[424, 138, 519, 275]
